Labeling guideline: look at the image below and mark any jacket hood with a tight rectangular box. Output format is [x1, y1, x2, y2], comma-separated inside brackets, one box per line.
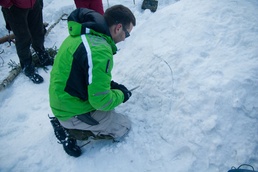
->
[67, 8, 117, 54]
[68, 8, 110, 37]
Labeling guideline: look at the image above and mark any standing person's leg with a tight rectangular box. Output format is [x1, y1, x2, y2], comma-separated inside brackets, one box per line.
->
[89, 0, 104, 15]
[28, 0, 53, 66]
[2, 6, 44, 84]
[28, 0, 45, 53]
[2, 7, 32, 68]
[74, 0, 91, 8]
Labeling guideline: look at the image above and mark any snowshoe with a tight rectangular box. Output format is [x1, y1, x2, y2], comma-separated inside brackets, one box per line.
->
[49, 116, 82, 157]
[141, 0, 158, 13]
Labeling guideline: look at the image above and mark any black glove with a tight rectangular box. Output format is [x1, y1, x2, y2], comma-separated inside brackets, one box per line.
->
[110, 81, 132, 103]
[110, 80, 120, 89]
[118, 85, 132, 103]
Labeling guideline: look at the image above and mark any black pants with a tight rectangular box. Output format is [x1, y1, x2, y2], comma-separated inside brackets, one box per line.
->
[2, 0, 45, 68]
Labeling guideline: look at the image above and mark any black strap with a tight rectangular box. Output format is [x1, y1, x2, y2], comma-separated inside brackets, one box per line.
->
[75, 112, 99, 126]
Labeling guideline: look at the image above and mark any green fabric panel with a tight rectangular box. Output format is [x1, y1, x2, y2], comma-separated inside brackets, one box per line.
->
[68, 21, 82, 37]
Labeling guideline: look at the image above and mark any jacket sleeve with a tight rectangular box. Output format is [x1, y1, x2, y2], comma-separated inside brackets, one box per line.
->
[87, 48, 124, 111]
[88, 82, 124, 111]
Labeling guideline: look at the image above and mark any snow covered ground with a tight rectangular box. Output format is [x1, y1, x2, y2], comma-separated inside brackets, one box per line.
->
[0, 0, 258, 171]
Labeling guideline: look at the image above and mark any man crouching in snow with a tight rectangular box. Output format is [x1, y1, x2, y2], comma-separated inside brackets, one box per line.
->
[49, 5, 136, 157]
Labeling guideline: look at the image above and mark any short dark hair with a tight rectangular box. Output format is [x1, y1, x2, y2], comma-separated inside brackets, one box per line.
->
[104, 5, 136, 28]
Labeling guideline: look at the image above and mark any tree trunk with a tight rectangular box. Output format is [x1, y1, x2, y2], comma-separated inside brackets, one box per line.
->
[0, 34, 15, 44]
[0, 65, 21, 92]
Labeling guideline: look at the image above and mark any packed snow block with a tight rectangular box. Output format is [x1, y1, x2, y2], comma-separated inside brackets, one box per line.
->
[141, 0, 158, 12]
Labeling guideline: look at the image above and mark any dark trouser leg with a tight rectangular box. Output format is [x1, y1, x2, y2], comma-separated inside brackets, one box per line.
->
[2, 6, 32, 68]
[28, 0, 45, 53]
[74, 0, 90, 8]
[27, 0, 53, 67]
[89, 0, 104, 15]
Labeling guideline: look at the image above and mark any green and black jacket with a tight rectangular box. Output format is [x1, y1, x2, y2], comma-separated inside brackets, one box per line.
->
[49, 8, 124, 120]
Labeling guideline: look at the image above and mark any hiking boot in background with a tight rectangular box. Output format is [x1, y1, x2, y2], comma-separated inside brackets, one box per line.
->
[141, 0, 158, 12]
[36, 50, 54, 67]
[49, 116, 82, 157]
[23, 64, 44, 84]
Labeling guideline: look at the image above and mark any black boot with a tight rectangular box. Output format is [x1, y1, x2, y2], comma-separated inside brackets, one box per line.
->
[23, 64, 44, 84]
[49, 116, 82, 157]
[36, 51, 54, 66]
[62, 137, 82, 157]
[141, 0, 158, 12]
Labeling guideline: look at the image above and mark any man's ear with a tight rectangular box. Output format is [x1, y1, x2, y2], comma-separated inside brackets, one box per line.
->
[115, 23, 122, 33]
